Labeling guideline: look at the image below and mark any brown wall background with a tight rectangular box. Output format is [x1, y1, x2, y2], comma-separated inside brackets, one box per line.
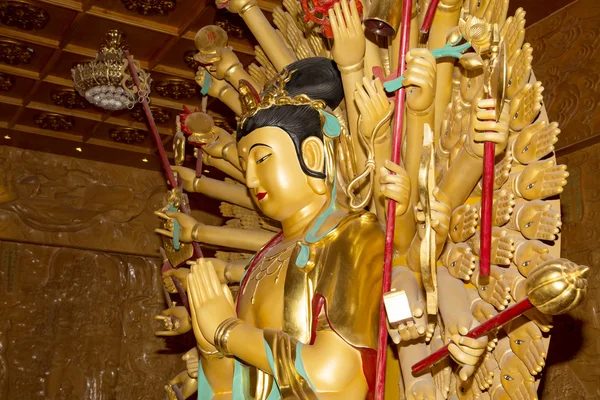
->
[0, 147, 187, 399]
[528, 0, 600, 398]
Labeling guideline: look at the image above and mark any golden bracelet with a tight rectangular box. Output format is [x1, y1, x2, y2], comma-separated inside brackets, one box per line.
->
[198, 346, 226, 360]
[192, 223, 203, 242]
[214, 317, 244, 356]
[338, 61, 364, 74]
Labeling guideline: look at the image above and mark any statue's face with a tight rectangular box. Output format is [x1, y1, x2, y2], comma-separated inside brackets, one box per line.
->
[238, 126, 322, 221]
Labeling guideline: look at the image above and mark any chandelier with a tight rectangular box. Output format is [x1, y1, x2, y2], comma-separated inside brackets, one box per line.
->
[71, 30, 151, 111]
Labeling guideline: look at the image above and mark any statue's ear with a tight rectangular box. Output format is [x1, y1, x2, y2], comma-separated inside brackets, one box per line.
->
[301, 137, 326, 195]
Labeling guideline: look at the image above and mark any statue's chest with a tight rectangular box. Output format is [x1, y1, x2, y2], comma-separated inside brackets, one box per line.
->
[237, 243, 296, 329]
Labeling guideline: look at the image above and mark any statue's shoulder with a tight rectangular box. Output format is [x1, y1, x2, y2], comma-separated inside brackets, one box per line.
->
[315, 209, 384, 248]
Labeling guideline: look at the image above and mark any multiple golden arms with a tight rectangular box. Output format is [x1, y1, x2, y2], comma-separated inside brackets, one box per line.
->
[329, 0, 368, 184]
[224, 0, 296, 71]
[172, 166, 253, 210]
[155, 211, 276, 252]
[195, 68, 242, 116]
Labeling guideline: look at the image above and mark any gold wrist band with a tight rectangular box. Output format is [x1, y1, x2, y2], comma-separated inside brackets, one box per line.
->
[198, 346, 225, 360]
[338, 61, 364, 74]
[239, 1, 256, 15]
[192, 223, 202, 241]
[214, 317, 244, 356]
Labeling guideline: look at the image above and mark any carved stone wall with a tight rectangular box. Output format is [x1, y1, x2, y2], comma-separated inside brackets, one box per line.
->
[0, 241, 186, 399]
[0, 146, 198, 399]
[527, 0, 600, 152]
[0, 146, 223, 257]
[536, 143, 600, 399]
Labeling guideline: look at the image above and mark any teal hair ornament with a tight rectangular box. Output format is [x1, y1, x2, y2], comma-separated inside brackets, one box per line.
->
[319, 109, 341, 138]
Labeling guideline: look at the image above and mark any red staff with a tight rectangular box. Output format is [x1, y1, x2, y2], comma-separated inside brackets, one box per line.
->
[412, 259, 589, 374]
[372, 0, 412, 397]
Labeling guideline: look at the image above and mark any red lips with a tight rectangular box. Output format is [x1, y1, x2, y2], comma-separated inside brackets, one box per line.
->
[256, 192, 267, 201]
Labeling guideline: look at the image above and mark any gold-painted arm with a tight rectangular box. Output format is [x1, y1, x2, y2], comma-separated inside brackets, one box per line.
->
[193, 224, 276, 252]
[195, 68, 243, 116]
[227, 0, 296, 71]
[202, 153, 246, 183]
[193, 175, 254, 210]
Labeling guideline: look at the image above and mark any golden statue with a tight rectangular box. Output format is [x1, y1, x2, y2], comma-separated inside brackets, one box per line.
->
[152, 0, 591, 398]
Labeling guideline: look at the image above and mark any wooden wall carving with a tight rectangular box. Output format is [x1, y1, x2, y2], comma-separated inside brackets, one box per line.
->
[527, 0, 600, 151]
[0, 241, 184, 399]
[537, 144, 600, 399]
[0, 146, 167, 256]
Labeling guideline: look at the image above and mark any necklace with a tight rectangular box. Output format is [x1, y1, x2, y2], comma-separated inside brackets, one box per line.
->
[243, 242, 296, 304]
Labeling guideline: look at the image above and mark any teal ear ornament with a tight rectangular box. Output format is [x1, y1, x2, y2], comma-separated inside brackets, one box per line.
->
[319, 110, 341, 138]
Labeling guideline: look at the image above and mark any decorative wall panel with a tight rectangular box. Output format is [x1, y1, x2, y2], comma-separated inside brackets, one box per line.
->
[527, 0, 600, 151]
[538, 143, 600, 399]
[0, 241, 184, 399]
[0, 146, 167, 256]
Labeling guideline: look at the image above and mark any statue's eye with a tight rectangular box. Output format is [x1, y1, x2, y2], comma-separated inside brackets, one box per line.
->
[524, 222, 533, 228]
[513, 111, 519, 120]
[522, 260, 530, 267]
[477, 0, 482, 9]
[527, 182, 536, 189]
[507, 78, 512, 88]
[514, 339, 524, 345]
[522, 144, 530, 153]
[256, 154, 271, 165]
[503, 375, 514, 381]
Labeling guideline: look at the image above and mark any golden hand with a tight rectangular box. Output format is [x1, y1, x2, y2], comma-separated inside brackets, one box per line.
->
[154, 306, 192, 336]
[282, 0, 301, 19]
[440, 103, 464, 153]
[389, 267, 428, 343]
[476, 149, 513, 192]
[171, 166, 196, 193]
[247, 63, 267, 87]
[380, 160, 412, 217]
[466, 98, 510, 158]
[450, 204, 479, 243]
[492, 189, 516, 226]
[404, 49, 437, 113]
[474, 353, 499, 391]
[509, 81, 544, 132]
[155, 210, 198, 242]
[506, 43, 533, 100]
[406, 379, 437, 400]
[471, 265, 512, 310]
[489, 370, 511, 400]
[514, 159, 569, 200]
[513, 120, 560, 165]
[430, 334, 453, 398]
[196, 68, 235, 99]
[498, 352, 537, 400]
[187, 258, 237, 346]
[506, 317, 546, 375]
[447, 329, 489, 381]
[511, 200, 561, 240]
[442, 243, 477, 281]
[500, 8, 526, 56]
[468, 0, 491, 17]
[182, 347, 199, 378]
[163, 267, 190, 293]
[513, 239, 552, 277]
[202, 128, 236, 159]
[468, 228, 515, 266]
[209, 47, 242, 81]
[186, 258, 228, 284]
[416, 188, 451, 239]
[355, 77, 392, 139]
[484, 0, 510, 26]
[474, 189, 516, 227]
[460, 72, 484, 105]
[328, 0, 366, 68]
[254, 46, 277, 78]
[466, 287, 498, 323]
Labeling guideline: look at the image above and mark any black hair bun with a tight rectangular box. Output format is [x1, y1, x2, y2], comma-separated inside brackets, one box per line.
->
[281, 57, 344, 110]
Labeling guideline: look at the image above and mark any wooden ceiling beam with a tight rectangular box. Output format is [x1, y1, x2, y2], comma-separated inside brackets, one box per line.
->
[86, 7, 179, 36]
[36, 0, 83, 12]
[0, 27, 59, 48]
[148, 36, 180, 70]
